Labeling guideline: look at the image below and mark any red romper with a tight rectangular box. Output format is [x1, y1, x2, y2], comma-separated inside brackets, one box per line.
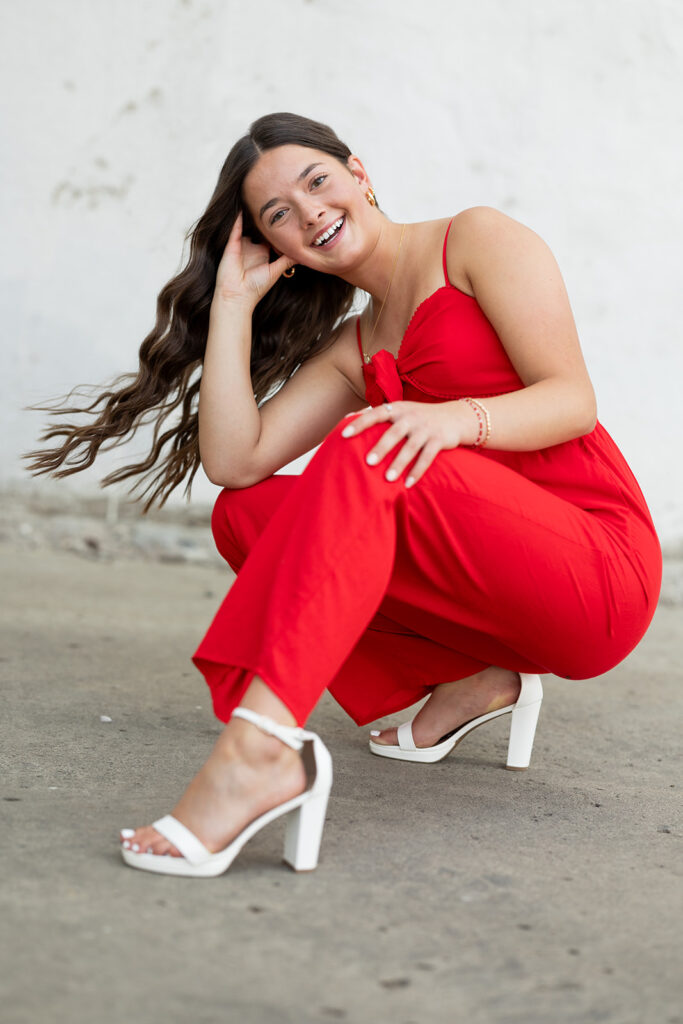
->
[193, 221, 662, 727]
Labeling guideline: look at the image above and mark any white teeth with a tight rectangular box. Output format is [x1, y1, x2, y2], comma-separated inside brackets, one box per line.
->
[313, 217, 344, 246]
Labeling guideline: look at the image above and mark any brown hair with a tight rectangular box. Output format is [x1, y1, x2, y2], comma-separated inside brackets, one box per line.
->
[24, 112, 358, 509]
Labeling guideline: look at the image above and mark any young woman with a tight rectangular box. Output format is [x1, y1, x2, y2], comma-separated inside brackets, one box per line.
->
[27, 112, 662, 878]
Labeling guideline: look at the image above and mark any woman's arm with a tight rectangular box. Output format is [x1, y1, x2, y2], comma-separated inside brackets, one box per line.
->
[198, 212, 296, 486]
[200, 304, 365, 490]
[446, 206, 597, 450]
[198, 297, 264, 486]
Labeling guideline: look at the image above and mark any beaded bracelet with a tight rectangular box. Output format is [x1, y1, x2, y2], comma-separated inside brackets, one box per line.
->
[461, 397, 491, 448]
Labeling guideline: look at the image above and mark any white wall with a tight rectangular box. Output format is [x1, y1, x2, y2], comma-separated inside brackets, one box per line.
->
[2, 0, 682, 545]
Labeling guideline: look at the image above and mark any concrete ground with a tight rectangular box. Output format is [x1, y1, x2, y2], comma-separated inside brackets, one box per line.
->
[1, 541, 681, 1024]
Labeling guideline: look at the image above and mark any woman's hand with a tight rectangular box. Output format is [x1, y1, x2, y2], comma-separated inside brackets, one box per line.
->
[212, 211, 295, 310]
[341, 400, 475, 487]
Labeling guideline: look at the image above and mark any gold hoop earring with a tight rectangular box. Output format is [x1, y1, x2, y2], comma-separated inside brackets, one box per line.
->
[365, 187, 377, 206]
[283, 266, 296, 278]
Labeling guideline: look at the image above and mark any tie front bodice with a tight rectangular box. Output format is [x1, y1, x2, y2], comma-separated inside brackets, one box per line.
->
[359, 285, 525, 407]
[362, 348, 406, 405]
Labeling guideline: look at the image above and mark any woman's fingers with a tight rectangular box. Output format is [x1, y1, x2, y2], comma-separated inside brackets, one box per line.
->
[374, 428, 439, 486]
[341, 405, 393, 434]
[270, 252, 296, 280]
[364, 422, 421, 476]
[241, 236, 271, 270]
[216, 213, 246, 284]
[225, 213, 267, 268]
[400, 439, 442, 487]
[226, 210, 243, 250]
[344, 410, 418, 476]
[214, 211, 288, 306]
[341, 402, 454, 488]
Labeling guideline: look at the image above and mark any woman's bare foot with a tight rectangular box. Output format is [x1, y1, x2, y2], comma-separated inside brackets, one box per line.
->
[370, 666, 521, 748]
[120, 693, 307, 858]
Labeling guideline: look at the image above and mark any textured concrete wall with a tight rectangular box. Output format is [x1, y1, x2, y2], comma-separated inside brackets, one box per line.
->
[2, 0, 682, 544]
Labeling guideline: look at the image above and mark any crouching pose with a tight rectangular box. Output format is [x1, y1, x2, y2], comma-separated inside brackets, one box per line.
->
[27, 112, 661, 878]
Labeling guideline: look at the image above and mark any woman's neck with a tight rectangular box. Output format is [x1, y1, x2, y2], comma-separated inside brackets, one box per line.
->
[339, 218, 410, 303]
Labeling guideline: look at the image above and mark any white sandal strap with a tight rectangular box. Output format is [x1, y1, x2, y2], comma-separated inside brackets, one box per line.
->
[397, 720, 417, 751]
[231, 707, 306, 751]
[152, 814, 212, 866]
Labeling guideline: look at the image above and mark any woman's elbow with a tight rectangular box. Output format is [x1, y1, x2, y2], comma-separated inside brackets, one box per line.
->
[202, 459, 244, 489]
[578, 393, 598, 436]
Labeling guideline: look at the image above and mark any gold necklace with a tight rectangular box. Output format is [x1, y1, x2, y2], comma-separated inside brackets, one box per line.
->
[362, 222, 407, 363]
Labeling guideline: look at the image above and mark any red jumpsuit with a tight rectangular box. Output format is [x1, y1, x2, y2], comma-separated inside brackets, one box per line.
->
[192, 222, 662, 727]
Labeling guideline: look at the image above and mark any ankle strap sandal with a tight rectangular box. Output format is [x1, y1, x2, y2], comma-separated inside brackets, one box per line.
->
[369, 673, 543, 769]
[120, 708, 333, 878]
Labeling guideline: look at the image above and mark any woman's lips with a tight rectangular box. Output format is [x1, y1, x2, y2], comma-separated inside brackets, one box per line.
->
[311, 215, 346, 250]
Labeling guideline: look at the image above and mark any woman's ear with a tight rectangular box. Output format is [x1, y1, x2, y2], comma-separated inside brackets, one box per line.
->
[346, 154, 371, 191]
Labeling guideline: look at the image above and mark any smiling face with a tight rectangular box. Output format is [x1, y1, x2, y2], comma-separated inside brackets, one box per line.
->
[241, 144, 379, 273]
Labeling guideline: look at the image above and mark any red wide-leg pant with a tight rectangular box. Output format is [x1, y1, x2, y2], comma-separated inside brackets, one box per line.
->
[192, 415, 658, 727]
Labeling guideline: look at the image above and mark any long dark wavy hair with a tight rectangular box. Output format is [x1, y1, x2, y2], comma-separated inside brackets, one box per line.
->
[24, 112, 360, 510]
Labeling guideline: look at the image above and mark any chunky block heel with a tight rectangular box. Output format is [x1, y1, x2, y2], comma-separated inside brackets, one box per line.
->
[283, 732, 332, 871]
[120, 707, 333, 878]
[369, 672, 544, 768]
[284, 787, 331, 871]
[506, 690, 543, 770]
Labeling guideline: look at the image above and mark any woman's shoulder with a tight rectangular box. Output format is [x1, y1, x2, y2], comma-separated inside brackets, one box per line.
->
[447, 205, 527, 230]
[405, 210, 521, 292]
[444, 206, 548, 291]
[415, 207, 512, 233]
[445, 205, 532, 255]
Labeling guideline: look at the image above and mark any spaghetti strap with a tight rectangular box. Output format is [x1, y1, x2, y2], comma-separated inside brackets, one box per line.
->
[442, 218, 455, 286]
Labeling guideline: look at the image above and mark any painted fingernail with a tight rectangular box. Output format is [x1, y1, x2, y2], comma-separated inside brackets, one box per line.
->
[341, 426, 354, 437]
[370, 730, 381, 736]
[406, 476, 415, 487]
[120, 828, 135, 838]
[366, 453, 379, 465]
[385, 469, 398, 481]
[131, 843, 140, 852]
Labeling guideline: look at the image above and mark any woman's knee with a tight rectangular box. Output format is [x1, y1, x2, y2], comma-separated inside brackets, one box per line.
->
[210, 475, 293, 568]
[319, 415, 480, 493]
[317, 415, 398, 468]
[211, 487, 248, 568]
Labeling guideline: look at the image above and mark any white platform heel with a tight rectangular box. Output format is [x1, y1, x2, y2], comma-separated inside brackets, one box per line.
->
[369, 673, 543, 770]
[120, 707, 333, 877]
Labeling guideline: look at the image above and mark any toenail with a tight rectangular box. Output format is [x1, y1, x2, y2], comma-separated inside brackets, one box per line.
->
[370, 730, 381, 736]
[131, 843, 140, 852]
[122, 840, 130, 848]
[120, 828, 135, 838]
[146, 846, 154, 854]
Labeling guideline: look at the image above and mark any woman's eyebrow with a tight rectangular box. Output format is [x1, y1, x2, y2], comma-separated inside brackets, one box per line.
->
[258, 163, 324, 220]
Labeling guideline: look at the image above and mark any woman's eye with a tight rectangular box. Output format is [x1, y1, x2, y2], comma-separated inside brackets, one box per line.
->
[270, 209, 285, 225]
[311, 174, 327, 188]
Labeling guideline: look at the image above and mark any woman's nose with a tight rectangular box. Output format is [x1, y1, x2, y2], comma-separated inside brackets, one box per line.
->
[300, 204, 326, 228]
